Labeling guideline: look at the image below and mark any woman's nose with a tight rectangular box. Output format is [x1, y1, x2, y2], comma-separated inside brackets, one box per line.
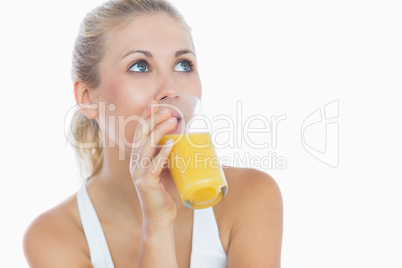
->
[154, 72, 181, 102]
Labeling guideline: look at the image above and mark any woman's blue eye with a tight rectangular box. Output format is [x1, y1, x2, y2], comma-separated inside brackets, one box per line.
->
[174, 61, 191, 72]
[129, 62, 149, 72]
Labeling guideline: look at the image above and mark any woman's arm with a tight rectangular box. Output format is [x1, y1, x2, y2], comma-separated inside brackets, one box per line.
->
[138, 224, 178, 268]
[130, 104, 180, 268]
[227, 169, 283, 268]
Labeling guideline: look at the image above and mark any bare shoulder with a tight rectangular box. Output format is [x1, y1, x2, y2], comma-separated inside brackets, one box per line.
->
[221, 165, 282, 207]
[223, 165, 280, 187]
[23, 193, 91, 268]
[220, 166, 283, 268]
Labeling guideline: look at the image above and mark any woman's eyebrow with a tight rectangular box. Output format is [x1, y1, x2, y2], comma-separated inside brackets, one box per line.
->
[175, 49, 195, 58]
[121, 50, 152, 59]
[121, 49, 195, 60]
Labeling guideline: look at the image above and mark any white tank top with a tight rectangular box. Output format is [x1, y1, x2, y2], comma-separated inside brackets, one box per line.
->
[77, 180, 228, 268]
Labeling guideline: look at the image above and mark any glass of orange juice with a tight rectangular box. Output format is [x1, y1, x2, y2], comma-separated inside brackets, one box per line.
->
[158, 94, 228, 209]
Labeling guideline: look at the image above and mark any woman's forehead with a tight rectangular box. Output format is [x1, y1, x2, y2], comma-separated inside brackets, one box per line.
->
[104, 13, 193, 59]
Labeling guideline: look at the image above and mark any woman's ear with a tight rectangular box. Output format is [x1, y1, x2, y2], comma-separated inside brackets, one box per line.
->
[74, 80, 98, 119]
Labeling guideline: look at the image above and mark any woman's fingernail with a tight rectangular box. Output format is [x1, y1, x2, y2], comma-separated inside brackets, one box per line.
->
[166, 117, 176, 124]
[159, 109, 169, 114]
[165, 138, 174, 145]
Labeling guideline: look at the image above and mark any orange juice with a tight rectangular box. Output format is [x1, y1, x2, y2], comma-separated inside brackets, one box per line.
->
[159, 133, 228, 209]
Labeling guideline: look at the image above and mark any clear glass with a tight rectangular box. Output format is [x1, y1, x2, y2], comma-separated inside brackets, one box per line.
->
[158, 94, 228, 209]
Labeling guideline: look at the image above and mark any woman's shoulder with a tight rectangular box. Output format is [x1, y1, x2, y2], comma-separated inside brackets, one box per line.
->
[222, 165, 281, 201]
[213, 166, 283, 254]
[215, 166, 281, 215]
[220, 166, 282, 223]
[23, 192, 91, 267]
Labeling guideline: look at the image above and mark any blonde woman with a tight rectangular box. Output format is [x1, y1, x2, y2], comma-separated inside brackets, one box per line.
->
[23, 0, 283, 267]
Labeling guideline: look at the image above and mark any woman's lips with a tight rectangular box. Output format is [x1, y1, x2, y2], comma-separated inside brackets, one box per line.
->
[169, 109, 182, 119]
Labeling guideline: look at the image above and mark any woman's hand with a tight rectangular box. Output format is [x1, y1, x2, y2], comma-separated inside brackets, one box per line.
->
[129, 102, 178, 227]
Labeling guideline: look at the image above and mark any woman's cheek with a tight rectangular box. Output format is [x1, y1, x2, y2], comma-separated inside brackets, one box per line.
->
[120, 115, 139, 147]
[117, 107, 150, 157]
[177, 72, 202, 99]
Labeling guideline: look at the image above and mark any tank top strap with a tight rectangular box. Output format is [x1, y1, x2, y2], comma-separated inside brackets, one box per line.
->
[190, 207, 228, 267]
[77, 180, 227, 267]
[77, 180, 115, 268]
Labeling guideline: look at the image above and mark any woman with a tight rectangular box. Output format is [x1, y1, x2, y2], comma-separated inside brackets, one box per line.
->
[23, 0, 283, 267]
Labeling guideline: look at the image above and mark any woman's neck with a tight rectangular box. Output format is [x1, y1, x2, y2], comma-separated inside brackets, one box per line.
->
[86, 145, 186, 225]
[87, 146, 143, 224]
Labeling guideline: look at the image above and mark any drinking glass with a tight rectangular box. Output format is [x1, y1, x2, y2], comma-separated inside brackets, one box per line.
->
[158, 94, 228, 209]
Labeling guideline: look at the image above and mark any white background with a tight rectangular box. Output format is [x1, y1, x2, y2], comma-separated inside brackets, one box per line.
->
[1, 0, 401, 267]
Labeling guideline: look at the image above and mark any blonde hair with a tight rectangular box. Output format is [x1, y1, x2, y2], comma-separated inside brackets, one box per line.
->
[70, 0, 190, 179]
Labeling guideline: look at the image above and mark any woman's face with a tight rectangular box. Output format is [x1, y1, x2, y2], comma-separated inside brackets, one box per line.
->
[94, 13, 202, 156]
